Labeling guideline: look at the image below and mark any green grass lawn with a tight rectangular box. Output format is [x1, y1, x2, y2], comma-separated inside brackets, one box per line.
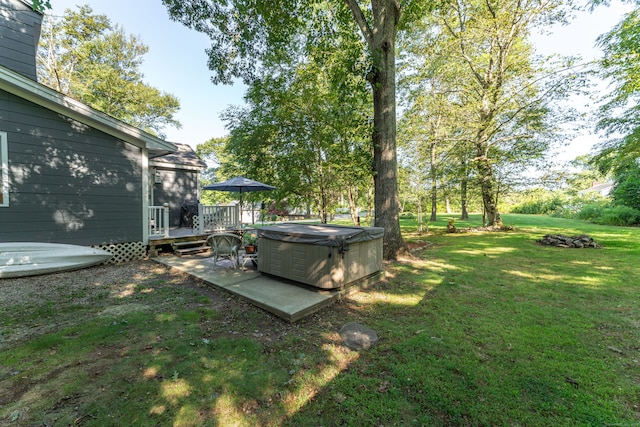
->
[1, 214, 639, 426]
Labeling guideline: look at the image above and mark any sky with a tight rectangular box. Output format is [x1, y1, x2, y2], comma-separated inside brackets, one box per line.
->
[47, 0, 634, 159]
[48, 0, 247, 147]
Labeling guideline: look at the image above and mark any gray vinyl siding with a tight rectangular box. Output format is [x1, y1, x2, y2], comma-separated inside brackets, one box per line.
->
[153, 168, 199, 227]
[0, 0, 42, 80]
[0, 89, 145, 245]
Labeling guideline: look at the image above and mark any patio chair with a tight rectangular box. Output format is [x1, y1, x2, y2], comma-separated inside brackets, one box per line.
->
[206, 233, 242, 269]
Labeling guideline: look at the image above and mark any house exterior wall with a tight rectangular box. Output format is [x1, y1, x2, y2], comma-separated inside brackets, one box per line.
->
[0, 89, 145, 245]
[153, 168, 199, 227]
[0, 0, 42, 80]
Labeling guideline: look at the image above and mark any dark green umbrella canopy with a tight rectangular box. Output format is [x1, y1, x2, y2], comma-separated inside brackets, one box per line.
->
[203, 176, 275, 193]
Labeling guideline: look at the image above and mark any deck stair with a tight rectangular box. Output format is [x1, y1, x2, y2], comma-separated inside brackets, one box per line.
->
[148, 231, 211, 257]
[171, 237, 210, 256]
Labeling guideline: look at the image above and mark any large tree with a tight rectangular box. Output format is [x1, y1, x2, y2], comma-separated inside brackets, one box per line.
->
[399, 21, 471, 222]
[590, 5, 640, 211]
[219, 28, 374, 223]
[162, 0, 410, 259]
[401, 0, 582, 226]
[37, 5, 181, 137]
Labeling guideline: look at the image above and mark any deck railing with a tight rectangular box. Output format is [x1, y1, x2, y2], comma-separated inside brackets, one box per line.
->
[194, 204, 239, 234]
[148, 204, 170, 238]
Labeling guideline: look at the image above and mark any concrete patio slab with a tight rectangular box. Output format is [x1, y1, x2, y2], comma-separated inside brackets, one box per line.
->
[152, 255, 339, 322]
[154, 255, 260, 286]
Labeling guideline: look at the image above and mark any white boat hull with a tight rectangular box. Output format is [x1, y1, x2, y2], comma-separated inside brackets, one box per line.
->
[0, 243, 113, 279]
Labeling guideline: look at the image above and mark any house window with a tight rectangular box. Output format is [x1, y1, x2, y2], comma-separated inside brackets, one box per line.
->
[0, 132, 7, 207]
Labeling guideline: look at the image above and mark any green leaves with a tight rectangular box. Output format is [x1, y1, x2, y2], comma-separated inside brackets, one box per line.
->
[184, 1, 375, 220]
[162, 0, 309, 85]
[398, 0, 583, 223]
[593, 6, 640, 211]
[30, 0, 51, 12]
[37, 6, 181, 137]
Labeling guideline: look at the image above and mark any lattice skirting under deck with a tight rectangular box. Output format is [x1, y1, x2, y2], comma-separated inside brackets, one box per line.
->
[92, 242, 146, 264]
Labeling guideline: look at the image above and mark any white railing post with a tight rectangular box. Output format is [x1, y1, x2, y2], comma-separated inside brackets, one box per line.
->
[148, 205, 170, 238]
[198, 203, 204, 234]
[148, 206, 158, 237]
[192, 204, 242, 233]
[148, 207, 154, 238]
[163, 203, 170, 237]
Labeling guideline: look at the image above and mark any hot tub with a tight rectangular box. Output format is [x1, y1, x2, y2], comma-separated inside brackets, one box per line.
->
[256, 224, 384, 289]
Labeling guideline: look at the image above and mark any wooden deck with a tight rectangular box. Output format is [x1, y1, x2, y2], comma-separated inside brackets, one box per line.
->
[148, 228, 209, 257]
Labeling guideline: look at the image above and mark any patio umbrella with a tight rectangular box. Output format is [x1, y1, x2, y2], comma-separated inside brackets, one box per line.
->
[203, 176, 276, 224]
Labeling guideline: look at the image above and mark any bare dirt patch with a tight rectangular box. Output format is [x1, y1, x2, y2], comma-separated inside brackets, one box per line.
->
[455, 224, 516, 233]
[406, 240, 434, 252]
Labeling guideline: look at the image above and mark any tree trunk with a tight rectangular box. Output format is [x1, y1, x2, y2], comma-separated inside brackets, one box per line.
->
[371, 62, 403, 258]
[430, 142, 437, 222]
[476, 154, 501, 226]
[460, 175, 469, 220]
[316, 185, 329, 224]
[460, 159, 469, 220]
[320, 188, 328, 223]
[363, 185, 374, 224]
[347, 186, 360, 225]
[475, 101, 501, 225]
[346, 0, 403, 260]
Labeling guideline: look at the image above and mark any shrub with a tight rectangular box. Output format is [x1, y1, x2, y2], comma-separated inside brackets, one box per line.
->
[510, 200, 543, 214]
[612, 167, 640, 210]
[576, 202, 609, 221]
[594, 205, 640, 226]
[510, 195, 567, 215]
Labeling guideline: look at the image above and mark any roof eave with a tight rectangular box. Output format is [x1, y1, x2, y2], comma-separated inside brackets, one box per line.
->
[149, 161, 207, 171]
[16, 1, 44, 15]
[0, 66, 177, 154]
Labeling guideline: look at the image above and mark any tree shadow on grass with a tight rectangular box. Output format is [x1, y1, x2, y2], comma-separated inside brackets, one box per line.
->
[3, 223, 639, 426]
[282, 226, 640, 425]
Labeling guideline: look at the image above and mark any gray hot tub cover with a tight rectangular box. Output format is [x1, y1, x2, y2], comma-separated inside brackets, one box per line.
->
[257, 224, 384, 247]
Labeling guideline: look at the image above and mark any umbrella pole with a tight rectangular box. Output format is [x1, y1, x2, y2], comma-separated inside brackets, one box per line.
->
[239, 191, 243, 227]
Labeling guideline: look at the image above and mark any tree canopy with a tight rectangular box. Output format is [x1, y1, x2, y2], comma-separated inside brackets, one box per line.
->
[162, 0, 407, 259]
[37, 5, 181, 138]
[595, 6, 640, 171]
[220, 28, 373, 223]
[593, 5, 640, 210]
[399, 0, 584, 225]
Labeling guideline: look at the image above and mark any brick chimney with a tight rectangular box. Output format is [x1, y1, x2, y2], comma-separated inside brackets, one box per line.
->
[0, 0, 43, 80]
